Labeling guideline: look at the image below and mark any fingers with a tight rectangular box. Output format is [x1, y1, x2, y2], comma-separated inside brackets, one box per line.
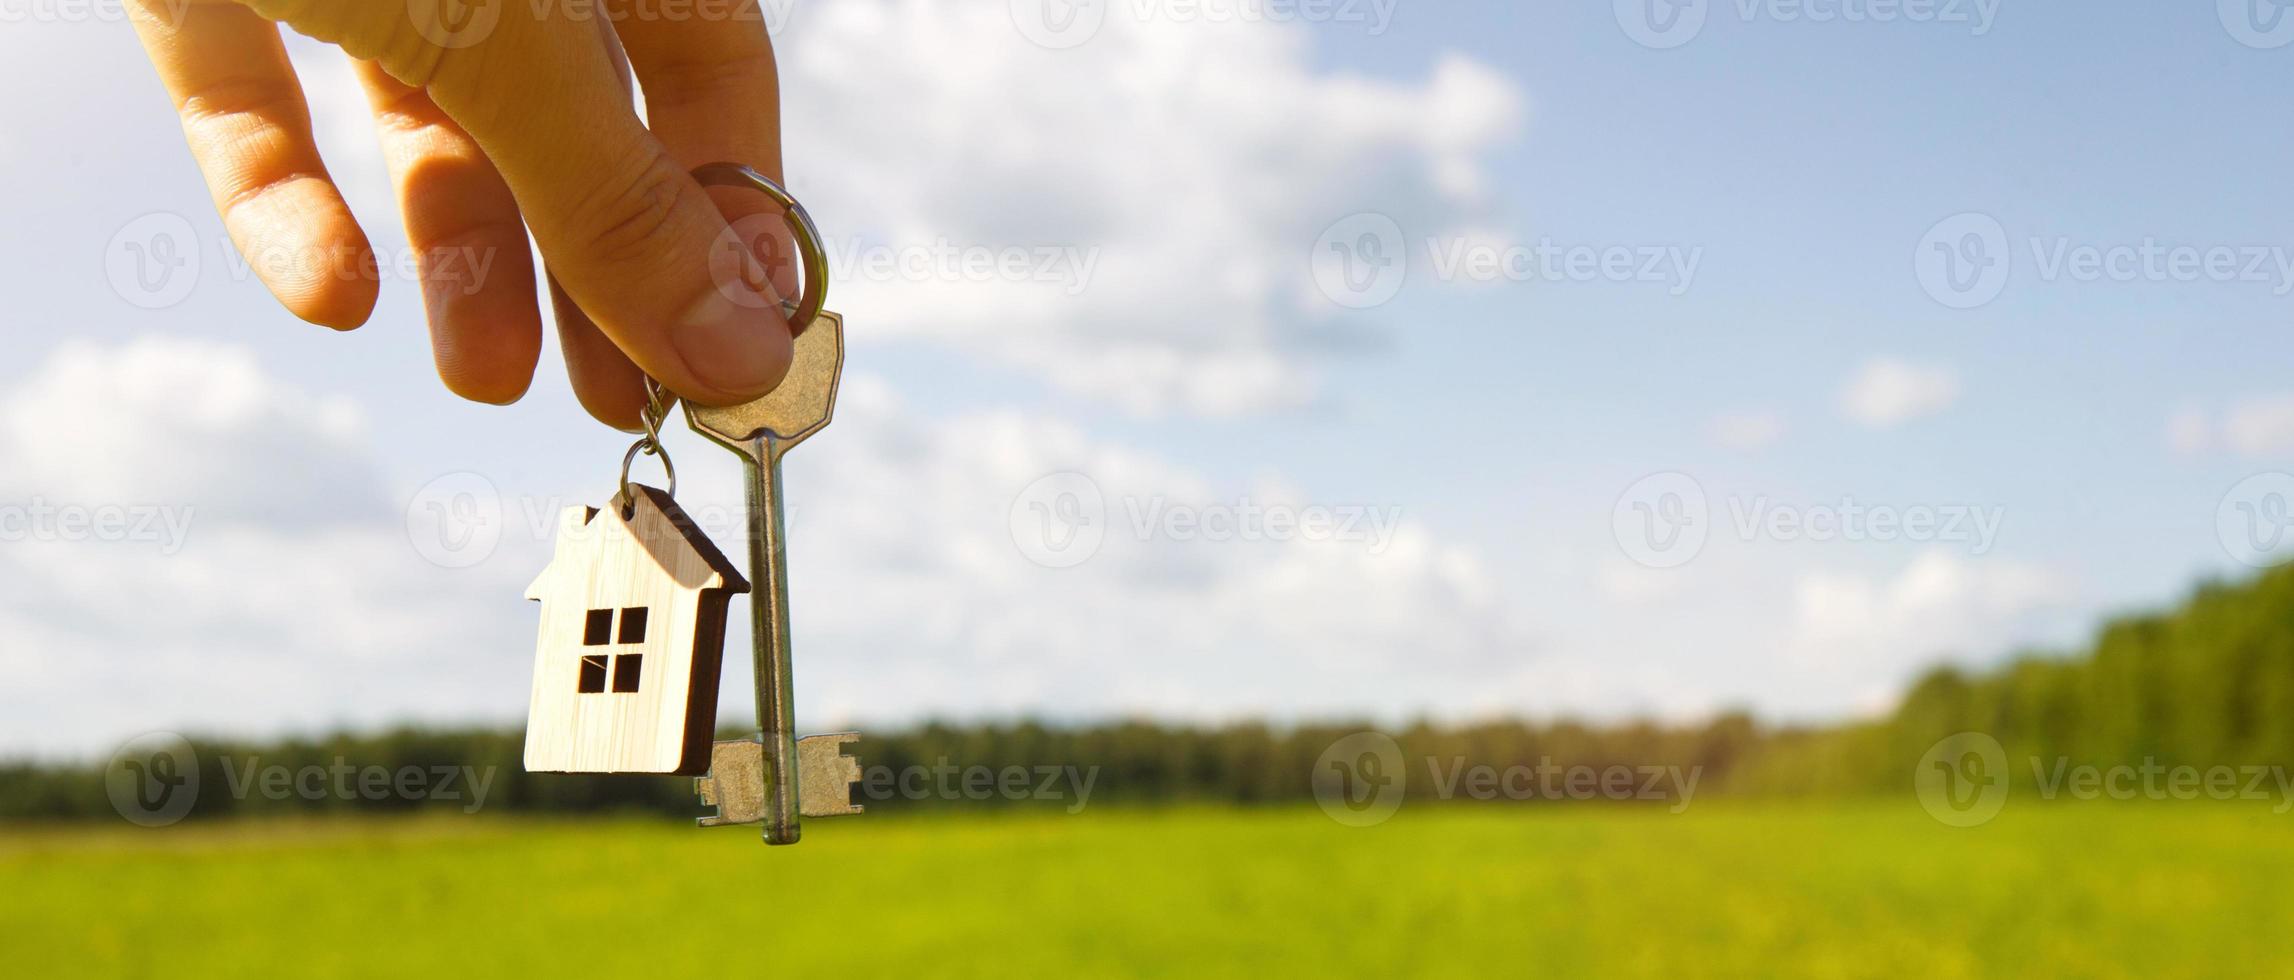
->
[547, 23, 651, 432]
[551, 276, 652, 430]
[352, 61, 543, 405]
[127, 0, 377, 329]
[243, 0, 795, 407]
[610, 0, 803, 314]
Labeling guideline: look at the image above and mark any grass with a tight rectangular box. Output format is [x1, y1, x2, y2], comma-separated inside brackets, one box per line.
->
[4, 802, 2292, 978]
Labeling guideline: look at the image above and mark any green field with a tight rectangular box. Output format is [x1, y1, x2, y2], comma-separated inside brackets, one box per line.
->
[5, 803, 2290, 978]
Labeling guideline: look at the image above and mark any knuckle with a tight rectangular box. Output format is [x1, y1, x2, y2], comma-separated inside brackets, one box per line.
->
[581, 156, 701, 274]
[180, 75, 309, 134]
[637, 48, 776, 110]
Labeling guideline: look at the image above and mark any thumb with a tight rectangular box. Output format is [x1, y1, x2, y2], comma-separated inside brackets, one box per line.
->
[244, 0, 793, 405]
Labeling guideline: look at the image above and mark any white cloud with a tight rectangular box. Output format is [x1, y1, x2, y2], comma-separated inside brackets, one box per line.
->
[2221, 395, 2294, 458]
[2167, 405, 2213, 457]
[777, 3, 1524, 416]
[1840, 358, 1959, 428]
[1593, 557, 1686, 605]
[1, 338, 1542, 755]
[1708, 411, 1784, 451]
[0, 338, 378, 527]
[786, 374, 1538, 725]
[0, 339, 531, 759]
[1785, 550, 2072, 683]
[2156, 397, 2294, 459]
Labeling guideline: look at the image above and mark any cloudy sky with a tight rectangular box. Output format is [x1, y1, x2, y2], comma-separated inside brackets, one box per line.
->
[3, 2, 2292, 758]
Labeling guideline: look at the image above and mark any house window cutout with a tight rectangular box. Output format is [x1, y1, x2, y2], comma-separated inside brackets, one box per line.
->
[577, 607, 650, 695]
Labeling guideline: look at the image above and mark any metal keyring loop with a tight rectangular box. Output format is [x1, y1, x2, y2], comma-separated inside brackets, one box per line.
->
[691, 161, 829, 331]
[619, 437, 678, 508]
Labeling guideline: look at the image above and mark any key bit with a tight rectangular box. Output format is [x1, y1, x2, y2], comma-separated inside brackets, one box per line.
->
[696, 734, 864, 828]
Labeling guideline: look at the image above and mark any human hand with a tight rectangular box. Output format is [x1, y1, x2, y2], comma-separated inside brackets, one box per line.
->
[126, 0, 802, 430]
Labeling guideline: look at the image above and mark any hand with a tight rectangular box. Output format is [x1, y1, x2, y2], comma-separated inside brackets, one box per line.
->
[126, 0, 802, 430]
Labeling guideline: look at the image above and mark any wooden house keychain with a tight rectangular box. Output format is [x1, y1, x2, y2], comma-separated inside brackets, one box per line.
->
[523, 163, 861, 846]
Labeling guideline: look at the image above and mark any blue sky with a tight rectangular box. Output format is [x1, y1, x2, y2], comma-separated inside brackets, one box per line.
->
[2, 1, 2291, 757]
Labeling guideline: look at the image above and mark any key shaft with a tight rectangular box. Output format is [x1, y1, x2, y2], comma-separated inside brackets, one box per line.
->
[741, 436, 802, 844]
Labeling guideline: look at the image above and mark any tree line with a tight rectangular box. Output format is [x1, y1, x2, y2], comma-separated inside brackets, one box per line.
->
[8, 563, 2291, 822]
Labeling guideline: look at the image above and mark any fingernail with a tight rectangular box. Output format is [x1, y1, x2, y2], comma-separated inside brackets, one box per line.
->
[672, 289, 789, 399]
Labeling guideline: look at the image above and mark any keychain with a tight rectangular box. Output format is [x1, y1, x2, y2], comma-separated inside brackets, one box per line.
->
[523, 164, 862, 845]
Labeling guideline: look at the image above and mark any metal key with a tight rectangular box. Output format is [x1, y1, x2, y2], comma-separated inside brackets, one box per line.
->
[688, 310, 845, 844]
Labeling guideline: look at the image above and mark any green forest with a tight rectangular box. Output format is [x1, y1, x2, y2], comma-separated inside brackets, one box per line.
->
[10, 563, 2293, 822]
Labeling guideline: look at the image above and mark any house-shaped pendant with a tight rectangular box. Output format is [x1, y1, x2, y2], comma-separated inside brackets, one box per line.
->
[524, 485, 749, 775]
